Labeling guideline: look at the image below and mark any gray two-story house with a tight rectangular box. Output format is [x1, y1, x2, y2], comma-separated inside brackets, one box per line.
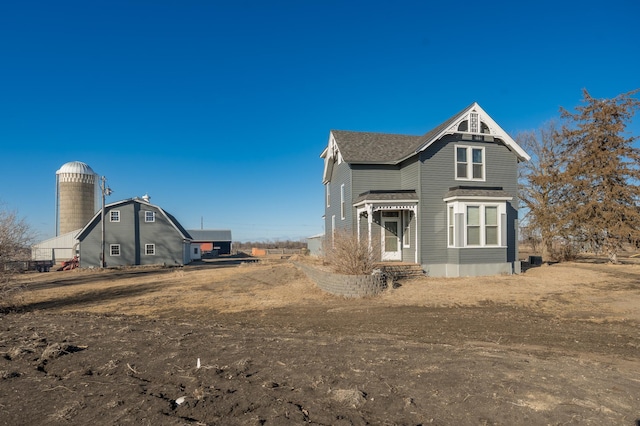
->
[321, 102, 530, 277]
[76, 196, 192, 268]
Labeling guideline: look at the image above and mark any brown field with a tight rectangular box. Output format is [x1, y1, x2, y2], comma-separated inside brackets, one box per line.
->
[1, 256, 639, 425]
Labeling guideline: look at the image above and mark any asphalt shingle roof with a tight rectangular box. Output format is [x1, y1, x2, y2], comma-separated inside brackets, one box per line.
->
[330, 130, 421, 164]
[187, 229, 232, 241]
[444, 187, 513, 199]
[331, 103, 476, 164]
[354, 190, 419, 205]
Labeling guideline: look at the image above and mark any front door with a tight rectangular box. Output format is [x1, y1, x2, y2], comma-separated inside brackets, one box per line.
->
[381, 212, 401, 261]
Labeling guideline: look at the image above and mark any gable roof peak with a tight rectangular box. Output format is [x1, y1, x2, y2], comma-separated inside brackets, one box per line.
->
[416, 102, 530, 162]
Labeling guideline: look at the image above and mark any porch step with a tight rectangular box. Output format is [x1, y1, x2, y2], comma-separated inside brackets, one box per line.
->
[377, 263, 425, 279]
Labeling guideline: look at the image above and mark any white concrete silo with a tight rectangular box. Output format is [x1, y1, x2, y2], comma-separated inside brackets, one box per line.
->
[55, 161, 99, 236]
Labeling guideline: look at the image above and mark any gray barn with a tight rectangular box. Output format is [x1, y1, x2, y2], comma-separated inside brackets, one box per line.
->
[77, 197, 192, 268]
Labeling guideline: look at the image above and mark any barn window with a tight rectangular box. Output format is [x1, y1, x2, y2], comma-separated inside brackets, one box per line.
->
[145, 211, 155, 222]
[145, 244, 155, 255]
[110, 210, 120, 222]
[110, 244, 120, 256]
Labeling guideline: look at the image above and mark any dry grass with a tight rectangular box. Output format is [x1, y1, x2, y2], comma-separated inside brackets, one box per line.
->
[8, 259, 640, 323]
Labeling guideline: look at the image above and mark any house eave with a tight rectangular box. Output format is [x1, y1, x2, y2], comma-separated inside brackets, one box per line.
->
[443, 195, 513, 202]
[353, 199, 419, 208]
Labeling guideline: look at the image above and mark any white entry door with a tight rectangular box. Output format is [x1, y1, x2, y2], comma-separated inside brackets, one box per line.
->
[381, 213, 402, 261]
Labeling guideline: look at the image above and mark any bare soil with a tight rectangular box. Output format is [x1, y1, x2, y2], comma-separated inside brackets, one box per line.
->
[1, 256, 639, 425]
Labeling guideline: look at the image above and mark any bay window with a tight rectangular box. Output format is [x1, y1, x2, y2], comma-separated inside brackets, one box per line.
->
[447, 201, 505, 248]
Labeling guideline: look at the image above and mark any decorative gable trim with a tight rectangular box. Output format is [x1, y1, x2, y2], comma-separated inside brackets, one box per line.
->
[321, 132, 340, 184]
[416, 103, 530, 162]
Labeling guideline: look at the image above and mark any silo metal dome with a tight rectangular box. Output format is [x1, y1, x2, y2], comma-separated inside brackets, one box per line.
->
[55, 161, 99, 236]
[57, 161, 96, 176]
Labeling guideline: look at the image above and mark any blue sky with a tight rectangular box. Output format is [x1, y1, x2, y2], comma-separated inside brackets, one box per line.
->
[1, 0, 639, 242]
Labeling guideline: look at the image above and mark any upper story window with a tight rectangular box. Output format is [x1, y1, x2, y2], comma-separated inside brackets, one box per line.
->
[455, 145, 484, 181]
[145, 211, 155, 222]
[110, 210, 120, 222]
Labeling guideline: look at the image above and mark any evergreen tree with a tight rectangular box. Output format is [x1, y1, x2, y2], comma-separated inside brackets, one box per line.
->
[559, 89, 640, 263]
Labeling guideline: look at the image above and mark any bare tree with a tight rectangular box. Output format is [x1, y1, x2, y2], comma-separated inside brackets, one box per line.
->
[0, 205, 36, 310]
[0, 206, 35, 268]
[517, 121, 570, 261]
[322, 230, 380, 275]
[559, 89, 640, 263]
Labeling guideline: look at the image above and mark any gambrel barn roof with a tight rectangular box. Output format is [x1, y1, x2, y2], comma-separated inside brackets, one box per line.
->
[75, 197, 191, 241]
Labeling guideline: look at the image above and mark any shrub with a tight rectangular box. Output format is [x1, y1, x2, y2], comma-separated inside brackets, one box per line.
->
[322, 230, 380, 275]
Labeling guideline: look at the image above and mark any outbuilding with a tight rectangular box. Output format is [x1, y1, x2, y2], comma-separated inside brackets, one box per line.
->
[187, 229, 233, 258]
[77, 197, 192, 268]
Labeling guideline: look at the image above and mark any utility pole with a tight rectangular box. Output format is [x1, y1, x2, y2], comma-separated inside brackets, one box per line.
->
[100, 176, 113, 269]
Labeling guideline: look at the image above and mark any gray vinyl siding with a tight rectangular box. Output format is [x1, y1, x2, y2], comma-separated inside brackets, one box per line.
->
[401, 157, 420, 263]
[419, 135, 520, 267]
[351, 164, 400, 230]
[454, 247, 507, 264]
[325, 159, 353, 243]
[352, 164, 400, 194]
[400, 156, 420, 191]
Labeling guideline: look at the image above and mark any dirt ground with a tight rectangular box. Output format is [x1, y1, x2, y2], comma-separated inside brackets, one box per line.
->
[1, 256, 639, 425]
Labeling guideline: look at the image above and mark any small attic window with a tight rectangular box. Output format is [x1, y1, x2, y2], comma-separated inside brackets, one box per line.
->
[470, 112, 479, 133]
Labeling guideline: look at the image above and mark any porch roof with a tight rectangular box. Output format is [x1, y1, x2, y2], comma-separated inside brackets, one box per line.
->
[353, 190, 418, 207]
[443, 186, 513, 201]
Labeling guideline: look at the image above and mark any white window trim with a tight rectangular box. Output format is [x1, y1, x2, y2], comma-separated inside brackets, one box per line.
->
[455, 145, 485, 182]
[446, 201, 505, 248]
[145, 211, 155, 222]
[448, 205, 455, 247]
[110, 210, 120, 222]
[110, 244, 121, 256]
[340, 184, 345, 220]
[402, 210, 411, 248]
[145, 244, 156, 255]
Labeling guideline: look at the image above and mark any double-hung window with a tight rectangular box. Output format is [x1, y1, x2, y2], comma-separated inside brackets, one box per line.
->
[145, 244, 155, 255]
[455, 146, 484, 181]
[110, 244, 120, 256]
[145, 211, 155, 222]
[465, 204, 500, 246]
[110, 210, 120, 222]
